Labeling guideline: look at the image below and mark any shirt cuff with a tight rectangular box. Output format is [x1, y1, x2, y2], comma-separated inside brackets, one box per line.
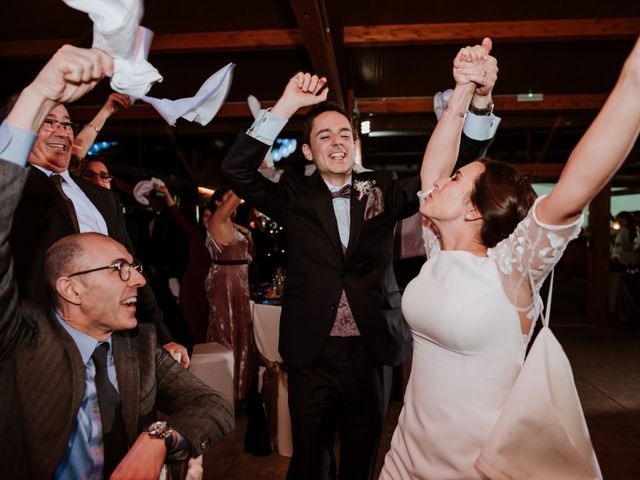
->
[246, 109, 288, 145]
[463, 112, 501, 141]
[166, 431, 190, 462]
[0, 121, 36, 167]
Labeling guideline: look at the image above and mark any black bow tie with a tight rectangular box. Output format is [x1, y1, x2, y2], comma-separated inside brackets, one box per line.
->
[331, 185, 351, 199]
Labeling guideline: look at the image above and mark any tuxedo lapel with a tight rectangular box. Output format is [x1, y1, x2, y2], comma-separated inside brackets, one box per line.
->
[112, 334, 139, 444]
[345, 173, 367, 260]
[306, 171, 344, 258]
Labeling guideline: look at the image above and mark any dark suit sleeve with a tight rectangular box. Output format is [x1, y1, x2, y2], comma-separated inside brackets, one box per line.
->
[154, 344, 234, 456]
[0, 160, 37, 365]
[455, 131, 495, 170]
[221, 133, 295, 222]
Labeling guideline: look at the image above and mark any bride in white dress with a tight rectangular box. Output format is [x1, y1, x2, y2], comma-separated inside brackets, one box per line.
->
[380, 36, 640, 479]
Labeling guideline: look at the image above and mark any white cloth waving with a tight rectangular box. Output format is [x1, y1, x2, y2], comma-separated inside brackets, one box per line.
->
[62, 0, 162, 97]
[142, 63, 235, 126]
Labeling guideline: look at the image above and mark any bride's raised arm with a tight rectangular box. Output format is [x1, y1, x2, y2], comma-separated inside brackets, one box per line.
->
[420, 38, 497, 193]
[539, 37, 640, 225]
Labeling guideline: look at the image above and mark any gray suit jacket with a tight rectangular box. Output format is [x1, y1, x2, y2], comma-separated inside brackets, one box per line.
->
[0, 160, 234, 479]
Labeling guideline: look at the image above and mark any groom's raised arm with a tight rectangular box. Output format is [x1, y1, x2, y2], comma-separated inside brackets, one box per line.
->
[453, 38, 500, 168]
[221, 73, 329, 220]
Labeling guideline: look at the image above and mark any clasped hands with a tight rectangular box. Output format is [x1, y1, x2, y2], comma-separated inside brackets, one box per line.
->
[453, 37, 498, 107]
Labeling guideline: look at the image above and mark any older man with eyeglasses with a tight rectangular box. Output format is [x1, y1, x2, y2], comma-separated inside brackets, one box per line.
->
[4, 94, 190, 366]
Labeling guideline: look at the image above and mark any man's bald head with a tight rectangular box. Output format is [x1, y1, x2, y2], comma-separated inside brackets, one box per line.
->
[43, 232, 108, 305]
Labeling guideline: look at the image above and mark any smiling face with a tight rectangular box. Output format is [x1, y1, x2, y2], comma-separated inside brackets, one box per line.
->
[29, 104, 74, 173]
[61, 235, 146, 339]
[302, 110, 356, 186]
[421, 161, 486, 226]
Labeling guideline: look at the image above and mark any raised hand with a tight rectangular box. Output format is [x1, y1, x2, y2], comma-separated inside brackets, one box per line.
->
[271, 72, 329, 119]
[153, 184, 175, 207]
[104, 92, 133, 114]
[8, 45, 113, 133]
[453, 38, 497, 100]
[29, 45, 113, 105]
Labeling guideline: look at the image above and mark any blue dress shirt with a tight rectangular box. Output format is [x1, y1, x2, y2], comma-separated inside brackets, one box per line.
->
[54, 313, 118, 480]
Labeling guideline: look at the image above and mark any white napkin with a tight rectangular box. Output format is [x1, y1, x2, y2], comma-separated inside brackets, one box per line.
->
[434, 89, 453, 120]
[133, 177, 165, 205]
[62, 0, 162, 97]
[141, 63, 235, 126]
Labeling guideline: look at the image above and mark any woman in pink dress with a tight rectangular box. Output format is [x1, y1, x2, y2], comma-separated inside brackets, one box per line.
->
[205, 187, 254, 403]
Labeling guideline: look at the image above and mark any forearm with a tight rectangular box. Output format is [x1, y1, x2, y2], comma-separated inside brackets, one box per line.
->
[541, 54, 640, 224]
[420, 83, 476, 191]
[0, 161, 36, 365]
[73, 105, 114, 160]
[6, 86, 57, 134]
[221, 133, 276, 205]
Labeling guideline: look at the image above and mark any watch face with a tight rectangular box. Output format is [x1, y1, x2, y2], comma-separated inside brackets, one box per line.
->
[147, 421, 171, 438]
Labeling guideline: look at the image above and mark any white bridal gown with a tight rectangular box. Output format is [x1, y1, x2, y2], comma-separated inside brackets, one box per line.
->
[380, 196, 582, 480]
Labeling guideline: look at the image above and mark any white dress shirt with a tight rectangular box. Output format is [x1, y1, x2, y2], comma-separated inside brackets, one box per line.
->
[325, 178, 352, 248]
[32, 164, 109, 235]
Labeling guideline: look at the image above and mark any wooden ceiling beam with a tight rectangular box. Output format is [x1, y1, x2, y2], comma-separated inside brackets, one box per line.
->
[356, 93, 608, 114]
[0, 29, 304, 59]
[48, 94, 613, 132]
[151, 29, 303, 53]
[2, 18, 637, 59]
[345, 18, 640, 47]
[66, 93, 607, 123]
[289, 0, 345, 106]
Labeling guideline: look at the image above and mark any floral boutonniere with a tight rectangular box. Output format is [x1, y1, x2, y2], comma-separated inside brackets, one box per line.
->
[353, 179, 377, 201]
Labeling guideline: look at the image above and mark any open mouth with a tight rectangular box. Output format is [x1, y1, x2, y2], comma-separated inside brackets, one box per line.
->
[46, 142, 69, 153]
[329, 151, 346, 160]
[121, 296, 137, 312]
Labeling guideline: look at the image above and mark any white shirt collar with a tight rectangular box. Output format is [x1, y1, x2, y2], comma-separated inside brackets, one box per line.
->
[31, 164, 78, 190]
[323, 174, 352, 192]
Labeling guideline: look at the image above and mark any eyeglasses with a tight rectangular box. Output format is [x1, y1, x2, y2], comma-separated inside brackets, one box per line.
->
[82, 170, 113, 182]
[42, 118, 80, 135]
[68, 259, 143, 282]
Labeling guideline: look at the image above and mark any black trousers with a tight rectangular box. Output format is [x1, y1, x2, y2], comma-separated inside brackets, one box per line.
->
[286, 337, 388, 480]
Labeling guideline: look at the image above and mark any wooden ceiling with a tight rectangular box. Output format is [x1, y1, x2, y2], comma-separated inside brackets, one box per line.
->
[2, 1, 640, 190]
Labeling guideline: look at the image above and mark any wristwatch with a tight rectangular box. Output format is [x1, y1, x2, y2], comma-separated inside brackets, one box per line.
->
[469, 102, 494, 116]
[145, 421, 174, 450]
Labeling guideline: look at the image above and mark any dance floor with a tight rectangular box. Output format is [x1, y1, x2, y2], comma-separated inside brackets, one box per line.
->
[203, 325, 640, 479]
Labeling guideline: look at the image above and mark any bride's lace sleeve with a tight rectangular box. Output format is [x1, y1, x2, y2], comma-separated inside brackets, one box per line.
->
[418, 189, 441, 259]
[488, 195, 583, 333]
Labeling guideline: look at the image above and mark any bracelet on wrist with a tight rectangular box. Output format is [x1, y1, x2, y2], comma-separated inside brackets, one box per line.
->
[468, 102, 494, 116]
[443, 105, 467, 119]
[86, 123, 101, 134]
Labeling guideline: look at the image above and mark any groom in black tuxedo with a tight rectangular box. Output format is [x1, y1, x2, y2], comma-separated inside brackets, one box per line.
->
[222, 72, 498, 479]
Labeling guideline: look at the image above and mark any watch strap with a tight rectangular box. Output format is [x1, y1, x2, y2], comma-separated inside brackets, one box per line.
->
[469, 102, 494, 116]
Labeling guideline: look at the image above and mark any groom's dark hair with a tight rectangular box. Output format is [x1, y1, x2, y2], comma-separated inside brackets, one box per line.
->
[302, 102, 357, 145]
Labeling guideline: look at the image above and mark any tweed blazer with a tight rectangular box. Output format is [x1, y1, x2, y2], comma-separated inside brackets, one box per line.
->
[0, 160, 234, 479]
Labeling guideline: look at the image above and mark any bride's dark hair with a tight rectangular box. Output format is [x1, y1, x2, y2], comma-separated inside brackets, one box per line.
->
[470, 157, 538, 248]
